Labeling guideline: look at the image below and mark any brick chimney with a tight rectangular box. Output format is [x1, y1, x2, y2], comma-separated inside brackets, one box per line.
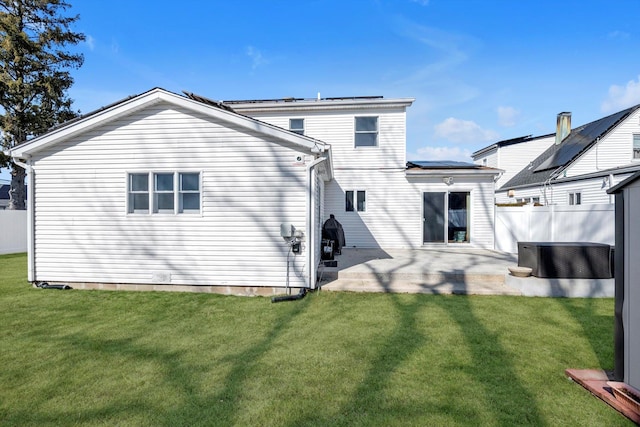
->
[555, 112, 571, 145]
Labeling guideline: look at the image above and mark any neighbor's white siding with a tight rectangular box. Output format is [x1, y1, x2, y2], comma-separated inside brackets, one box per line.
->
[30, 102, 312, 288]
[495, 135, 554, 189]
[495, 172, 637, 205]
[474, 136, 555, 189]
[324, 170, 496, 249]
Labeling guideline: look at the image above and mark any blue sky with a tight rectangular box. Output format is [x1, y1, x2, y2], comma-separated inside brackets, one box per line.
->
[3, 0, 640, 182]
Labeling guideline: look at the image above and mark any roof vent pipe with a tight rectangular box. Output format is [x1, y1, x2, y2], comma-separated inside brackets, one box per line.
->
[555, 112, 571, 145]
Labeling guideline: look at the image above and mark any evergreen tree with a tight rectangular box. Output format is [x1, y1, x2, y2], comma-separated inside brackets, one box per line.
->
[0, 0, 84, 209]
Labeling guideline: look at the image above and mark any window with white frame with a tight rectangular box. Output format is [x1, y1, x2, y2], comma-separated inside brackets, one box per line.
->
[128, 173, 150, 214]
[289, 118, 304, 135]
[179, 173, 200, 213]
[568, 192, 582, 205]
[345, 190, 366, 212]
[633, 134, 640, 159]
[154, 173, 174, 213]
[128, 172, 200, 214]
[354, 116, 378, 147]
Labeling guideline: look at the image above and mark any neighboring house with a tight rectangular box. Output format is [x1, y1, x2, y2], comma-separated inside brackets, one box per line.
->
[494, 105, 640, 205]
[0, 183, 28, 210]
[0, 184, 8, 210]
[472, 133, 554, 190]
[10, 88, 500, 294]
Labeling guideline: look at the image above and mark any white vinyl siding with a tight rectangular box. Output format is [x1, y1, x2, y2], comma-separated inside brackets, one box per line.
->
[495, 173, 639, 205]
[474, 135, 554, 190]
[30, 102, 311, 288]
[324, 169, 495, 249]
[242, 108, 407, 170]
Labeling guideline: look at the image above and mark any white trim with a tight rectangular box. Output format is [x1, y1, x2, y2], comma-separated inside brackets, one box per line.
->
[229, 97, 415, 114]
[11, 88, 328, 158]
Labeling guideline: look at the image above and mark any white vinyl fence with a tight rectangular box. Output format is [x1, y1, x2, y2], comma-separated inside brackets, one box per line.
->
[0, 210, 27, 254]
[495, 204, 614, 253]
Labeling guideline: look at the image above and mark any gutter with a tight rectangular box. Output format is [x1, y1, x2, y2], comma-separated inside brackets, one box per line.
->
[11, 156, 35, 282]
[306, 156, 328, 290]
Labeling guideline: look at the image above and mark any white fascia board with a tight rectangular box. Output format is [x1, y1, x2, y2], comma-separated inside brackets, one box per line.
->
[230, 98, 415, 113]
[11, 88, 329, 158]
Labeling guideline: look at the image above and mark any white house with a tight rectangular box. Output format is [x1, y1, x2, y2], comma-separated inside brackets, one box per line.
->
[228, 96, 500, 249]
[472, 133, 555, 190]
[493, 106, 640, 206]
[9, 88, 500, 294]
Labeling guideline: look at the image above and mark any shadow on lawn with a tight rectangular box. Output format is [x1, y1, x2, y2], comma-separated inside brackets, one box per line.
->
[293, 251, 544, 425]
[5, 297, 311, 426]
[557, 298, 614, 370]
[431, 269, 544, 425]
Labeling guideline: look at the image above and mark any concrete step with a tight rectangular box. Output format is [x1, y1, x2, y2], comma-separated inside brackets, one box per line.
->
[319, 278, 522, 296]
[319, 269, 508, 287]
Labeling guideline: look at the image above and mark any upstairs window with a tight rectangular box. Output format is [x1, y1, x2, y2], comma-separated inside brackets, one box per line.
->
[634, 134, 640, 159]
[355, 116, 378, 147]
[346, 190, 366, 212]
[289, 118, 304, 135]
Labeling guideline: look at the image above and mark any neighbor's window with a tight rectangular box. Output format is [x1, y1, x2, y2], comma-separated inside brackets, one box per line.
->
[355, 116, 378, 147]
[128, 173, 149, 213]
[633, 134, 640, 159]
[154, 173, 174, 213]
[289, 118, 304, 135]
[179, 173, 200, 213]
[569, 192, 582, 205]
[346, 190, 366, 212]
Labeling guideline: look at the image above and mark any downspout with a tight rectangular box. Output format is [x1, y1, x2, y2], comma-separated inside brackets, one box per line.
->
[306, 156, 327, 290]
[272, 155, 326, 304]
[12, 156, 35, 282]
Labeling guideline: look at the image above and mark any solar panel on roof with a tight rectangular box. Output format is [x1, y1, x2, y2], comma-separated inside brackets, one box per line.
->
[535, 106, 638, 172]
[408, 160, 478, 168]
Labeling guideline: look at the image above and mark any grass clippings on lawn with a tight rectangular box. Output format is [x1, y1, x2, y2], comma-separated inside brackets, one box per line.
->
[0, 253, 633, 426]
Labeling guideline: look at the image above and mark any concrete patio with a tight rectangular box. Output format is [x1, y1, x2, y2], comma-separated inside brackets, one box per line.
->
[317, 248, 615, 297]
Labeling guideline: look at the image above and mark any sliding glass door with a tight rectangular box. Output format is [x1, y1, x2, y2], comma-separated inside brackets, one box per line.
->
[423, 192, 446, 243]
[423, 191, 470, 244]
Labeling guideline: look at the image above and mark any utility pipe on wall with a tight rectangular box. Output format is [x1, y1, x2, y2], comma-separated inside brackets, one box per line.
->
[306, 156, 327, 289]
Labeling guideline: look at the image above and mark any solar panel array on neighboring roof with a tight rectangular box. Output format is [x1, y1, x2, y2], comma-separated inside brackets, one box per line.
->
[534, 105, 640, 172]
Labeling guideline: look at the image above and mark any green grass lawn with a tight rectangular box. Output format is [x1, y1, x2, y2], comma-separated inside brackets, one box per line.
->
[0, 253, 632, 426]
